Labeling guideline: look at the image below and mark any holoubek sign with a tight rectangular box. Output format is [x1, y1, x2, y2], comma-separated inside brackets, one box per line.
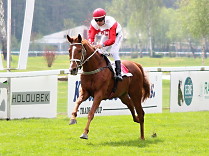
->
[12, 91, 50, 105]
[0, 75, 57, 119]
[68, 72, 162, 117]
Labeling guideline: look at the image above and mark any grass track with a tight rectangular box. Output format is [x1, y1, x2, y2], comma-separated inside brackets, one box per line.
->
[0, 112, 209, 155]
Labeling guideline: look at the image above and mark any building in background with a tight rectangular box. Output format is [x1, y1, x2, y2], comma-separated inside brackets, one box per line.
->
[32, 25, 88, 52]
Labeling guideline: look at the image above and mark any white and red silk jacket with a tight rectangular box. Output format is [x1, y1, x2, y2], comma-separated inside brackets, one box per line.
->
[88, 16, 122, 46]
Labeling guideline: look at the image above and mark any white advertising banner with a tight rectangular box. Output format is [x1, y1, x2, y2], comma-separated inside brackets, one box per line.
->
[0, 75, 57, 119]
[170, 71, 209, 112]
[68, 72, 162, 117]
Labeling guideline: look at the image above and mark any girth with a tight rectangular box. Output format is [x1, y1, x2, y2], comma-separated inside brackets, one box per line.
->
[102, 55, 119, 94]
[82, 66, 109, 75]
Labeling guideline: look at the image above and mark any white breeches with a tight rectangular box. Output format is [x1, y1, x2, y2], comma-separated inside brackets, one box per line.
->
[99, 32, 123, 61]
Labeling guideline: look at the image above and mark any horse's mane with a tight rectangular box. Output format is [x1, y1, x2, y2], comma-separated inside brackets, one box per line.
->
[82, 39, 96, 51]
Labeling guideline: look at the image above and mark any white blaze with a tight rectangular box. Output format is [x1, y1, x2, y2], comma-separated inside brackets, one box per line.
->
[69, 46, 76, 70]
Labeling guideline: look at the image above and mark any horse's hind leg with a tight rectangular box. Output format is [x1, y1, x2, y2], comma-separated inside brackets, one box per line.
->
[120, 94, 139, 123]
[128, 88, 145, 140]
[69, 88, 89, 125]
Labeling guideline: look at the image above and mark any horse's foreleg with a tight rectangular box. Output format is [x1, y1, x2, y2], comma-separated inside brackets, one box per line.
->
[69, 89, 89, 125]
[69, 99, 81, 125]
[80, 95, 102, 139]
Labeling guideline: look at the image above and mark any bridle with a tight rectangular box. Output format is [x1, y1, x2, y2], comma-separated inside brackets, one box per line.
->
[69, 43, 86, 69]
[69, 42, 99, 71]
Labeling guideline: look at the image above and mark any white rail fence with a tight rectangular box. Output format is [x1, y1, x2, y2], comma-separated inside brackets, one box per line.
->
[0, 66, 209, 119]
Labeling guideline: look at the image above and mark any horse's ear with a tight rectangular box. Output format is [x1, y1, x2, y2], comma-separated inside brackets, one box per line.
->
[67, 35, 73, 43]
[78, 34, 82, 43]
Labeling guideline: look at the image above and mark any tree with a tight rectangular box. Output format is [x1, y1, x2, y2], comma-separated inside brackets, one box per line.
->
[178, 0, 209, 62]
[0, 0, 7, 60]
[107, 0, 163, 57]
[166, 7, 185, 55]
[106, 0, 130, 26]
[154, 7, 174, 52]
[129, 0, 163, 57]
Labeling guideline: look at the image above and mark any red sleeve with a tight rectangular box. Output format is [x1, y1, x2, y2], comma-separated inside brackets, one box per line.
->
[88, 25, 99, 43]
[103, 22, 117, 46]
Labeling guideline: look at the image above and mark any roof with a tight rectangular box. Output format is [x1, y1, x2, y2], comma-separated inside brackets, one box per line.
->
[33, 25, 88, 44]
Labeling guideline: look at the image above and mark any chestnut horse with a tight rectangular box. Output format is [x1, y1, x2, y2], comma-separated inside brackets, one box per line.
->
[67, 34, 150, 140]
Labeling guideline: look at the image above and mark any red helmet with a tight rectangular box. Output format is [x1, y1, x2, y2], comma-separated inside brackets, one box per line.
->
[93, 8, 106, 19]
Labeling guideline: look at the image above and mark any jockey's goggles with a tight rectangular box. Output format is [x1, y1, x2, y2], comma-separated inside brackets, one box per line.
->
[95, 17, 105, 22]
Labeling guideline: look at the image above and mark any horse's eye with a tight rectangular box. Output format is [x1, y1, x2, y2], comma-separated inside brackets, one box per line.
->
[68, 48, 72, 54]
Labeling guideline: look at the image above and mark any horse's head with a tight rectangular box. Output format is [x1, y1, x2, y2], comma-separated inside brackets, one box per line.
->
[67, 34, 86, 75]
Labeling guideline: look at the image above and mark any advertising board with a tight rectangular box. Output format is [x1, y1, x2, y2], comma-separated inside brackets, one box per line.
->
[0, 75, 57, 119]
[170, 71, 209, 112]
[68, 72, 162, 117]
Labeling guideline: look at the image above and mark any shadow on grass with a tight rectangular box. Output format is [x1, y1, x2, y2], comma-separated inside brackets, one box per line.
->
[98, 138, 163, 148]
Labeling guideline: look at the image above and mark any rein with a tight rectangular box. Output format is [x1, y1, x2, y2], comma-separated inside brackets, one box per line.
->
[70, 42, 109, 75]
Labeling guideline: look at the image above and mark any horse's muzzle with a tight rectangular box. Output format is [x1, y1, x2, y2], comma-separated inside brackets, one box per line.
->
[69, 68, 78, 75]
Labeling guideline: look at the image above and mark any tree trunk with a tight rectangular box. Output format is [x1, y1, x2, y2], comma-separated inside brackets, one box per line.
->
[203, 38, 207, 59]
[148, 25, 153, 57]
[188, 39, 196, 58]
[201, 38, 207, 65]
[0, 0, 7, 60]
[2, 39, 7, 60]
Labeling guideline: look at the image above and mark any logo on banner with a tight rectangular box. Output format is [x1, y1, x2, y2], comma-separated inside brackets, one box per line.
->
[149, 84, 155, 98]
[178, 80, 184, 106]
[184, 77, 193, 106]
[203, 82, 209, 99]
[80, 106, 102, 114]
[0, 89, 6, 112]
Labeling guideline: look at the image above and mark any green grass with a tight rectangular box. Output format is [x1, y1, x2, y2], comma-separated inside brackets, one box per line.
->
[125, 56, 209, 67]
[0, 112, 209, 155]
[3, 55, 209, 71]
[58, 81, 68, 113]
[163, 80, 170, 110]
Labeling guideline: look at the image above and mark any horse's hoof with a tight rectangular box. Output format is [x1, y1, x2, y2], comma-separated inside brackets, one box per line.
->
[140, 137, 145, 140]
[69, 119, 77, 125]
[80, 133, 88, 139]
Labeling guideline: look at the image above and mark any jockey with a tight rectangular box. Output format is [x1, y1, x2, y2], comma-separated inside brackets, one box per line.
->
[88, 8, 123, 81]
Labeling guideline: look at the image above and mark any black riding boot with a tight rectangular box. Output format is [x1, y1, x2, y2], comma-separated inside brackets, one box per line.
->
[115, 60, 123, 81]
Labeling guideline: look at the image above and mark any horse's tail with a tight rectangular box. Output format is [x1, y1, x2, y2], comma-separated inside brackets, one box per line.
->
[134, 62, 150, 102]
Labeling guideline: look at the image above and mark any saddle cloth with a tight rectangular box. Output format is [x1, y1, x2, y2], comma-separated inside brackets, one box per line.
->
[111, 61, 133, 77]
